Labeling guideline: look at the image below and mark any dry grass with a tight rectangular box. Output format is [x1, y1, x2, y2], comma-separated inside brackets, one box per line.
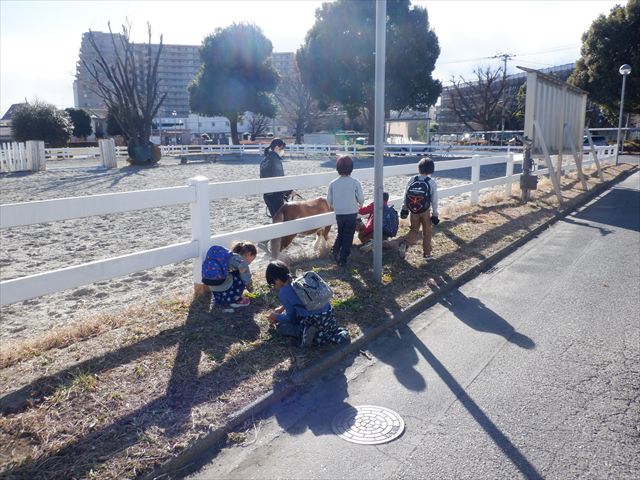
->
[0, 163, 635, 479]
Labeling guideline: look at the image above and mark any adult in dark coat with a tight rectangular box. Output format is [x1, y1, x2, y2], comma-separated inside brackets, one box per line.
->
[260, 138, 293, 217]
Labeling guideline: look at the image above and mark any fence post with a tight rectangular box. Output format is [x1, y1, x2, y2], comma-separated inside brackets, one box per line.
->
[26, 140, 46, 172]
[99, 138, 118, 169]
[189, 176, 211, 296]
[471, 154, 480, 204]
[505, 153, 514, 197]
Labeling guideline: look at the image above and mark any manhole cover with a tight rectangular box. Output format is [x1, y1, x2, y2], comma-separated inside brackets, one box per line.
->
[331, 405, 405, 445]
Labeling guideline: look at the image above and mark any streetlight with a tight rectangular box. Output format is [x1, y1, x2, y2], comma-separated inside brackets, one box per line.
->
[171, 110, 177, 145]
[615, 64, 632, 165]
[426, 116, 431, 145]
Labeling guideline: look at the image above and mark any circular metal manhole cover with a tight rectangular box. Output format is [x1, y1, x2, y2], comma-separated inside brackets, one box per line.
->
[331, 405, 405, 445]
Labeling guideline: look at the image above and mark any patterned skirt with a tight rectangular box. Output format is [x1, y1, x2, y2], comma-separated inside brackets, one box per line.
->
[211, 271, 245, 306]
[300, 307, 349, 346]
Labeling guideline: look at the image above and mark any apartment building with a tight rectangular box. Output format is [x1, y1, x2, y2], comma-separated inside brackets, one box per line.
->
[74, 31, 200, 117]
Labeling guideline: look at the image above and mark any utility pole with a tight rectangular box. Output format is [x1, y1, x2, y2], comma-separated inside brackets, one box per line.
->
[493, 53, 515, 145]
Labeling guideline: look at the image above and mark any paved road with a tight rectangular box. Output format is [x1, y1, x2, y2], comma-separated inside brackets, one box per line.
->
[187, 172, 640, 480]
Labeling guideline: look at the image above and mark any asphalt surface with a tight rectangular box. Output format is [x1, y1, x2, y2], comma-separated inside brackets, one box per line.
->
[187, 171, 640, 480]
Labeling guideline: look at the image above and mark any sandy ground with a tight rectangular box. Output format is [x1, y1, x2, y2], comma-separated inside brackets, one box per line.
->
[0, 153, 500, 342]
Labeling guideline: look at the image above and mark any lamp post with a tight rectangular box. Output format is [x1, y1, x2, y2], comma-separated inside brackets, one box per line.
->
[171, 110, 177, 145]
[426, 116, 431, 145]
[615, 64, 632, 165]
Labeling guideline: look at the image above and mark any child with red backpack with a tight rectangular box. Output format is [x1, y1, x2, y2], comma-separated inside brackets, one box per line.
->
[202, 241, 257, 312]
[398, 157, 439, 260]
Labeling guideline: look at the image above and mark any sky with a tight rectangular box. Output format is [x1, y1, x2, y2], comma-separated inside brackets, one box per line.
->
[0, 0, 622, 116]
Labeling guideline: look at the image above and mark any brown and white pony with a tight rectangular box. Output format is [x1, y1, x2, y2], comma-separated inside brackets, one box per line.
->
[269, 197, 332, 258]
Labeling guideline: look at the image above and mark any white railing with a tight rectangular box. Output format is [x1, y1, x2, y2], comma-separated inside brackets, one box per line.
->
[0, 147, 617, 306]
[0, 142, 29, 172]
[3, 142, 525, 172]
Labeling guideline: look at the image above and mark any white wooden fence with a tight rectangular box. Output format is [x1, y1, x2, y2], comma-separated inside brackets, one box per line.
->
[0, 146, 616, 306]
[1, 142, 521, 173]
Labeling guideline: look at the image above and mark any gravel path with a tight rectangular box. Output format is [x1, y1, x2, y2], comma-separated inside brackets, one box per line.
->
[0, 153, 491, 342]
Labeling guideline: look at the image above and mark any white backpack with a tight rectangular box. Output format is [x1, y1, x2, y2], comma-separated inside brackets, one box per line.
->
[291, 271, 333, 311]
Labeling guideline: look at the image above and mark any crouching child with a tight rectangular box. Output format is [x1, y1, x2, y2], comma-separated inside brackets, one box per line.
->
[266, 260, 349, 347]
[202, 241, 257, 312]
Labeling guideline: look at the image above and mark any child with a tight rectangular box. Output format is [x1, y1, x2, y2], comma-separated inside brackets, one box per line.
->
[265, 260, 349, 347]
[398, 157, 439, 260]
[357, 191, 390, 252]
[326, 156, 365, 266]
[207, 241, 257, 312]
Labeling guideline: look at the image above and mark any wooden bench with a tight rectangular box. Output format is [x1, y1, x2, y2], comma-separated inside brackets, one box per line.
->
[178, 152, 219, 164]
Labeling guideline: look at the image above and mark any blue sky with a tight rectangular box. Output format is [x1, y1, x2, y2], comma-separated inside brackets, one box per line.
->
[0, 0, 621, 115]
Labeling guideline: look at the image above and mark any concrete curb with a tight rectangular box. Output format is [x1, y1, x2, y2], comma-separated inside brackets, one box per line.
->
[145, 166, 638, 479]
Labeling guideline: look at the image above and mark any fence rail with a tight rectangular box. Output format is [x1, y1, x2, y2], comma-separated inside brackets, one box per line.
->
[0, 146, 616, 306]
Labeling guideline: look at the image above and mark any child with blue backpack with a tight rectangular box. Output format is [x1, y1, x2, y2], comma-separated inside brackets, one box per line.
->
[356, 191, 399, 253]
[265, 260, 349, 347]
[202, 241, 257, 312]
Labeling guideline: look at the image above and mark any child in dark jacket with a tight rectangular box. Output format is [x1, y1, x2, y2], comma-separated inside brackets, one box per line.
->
[208, 241, 257, 312]
[266, 260, 349, 347]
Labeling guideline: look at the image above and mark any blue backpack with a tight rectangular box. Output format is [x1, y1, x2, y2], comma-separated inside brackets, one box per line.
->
[202, 245, 233, 286]
[382, 205, 399, 238]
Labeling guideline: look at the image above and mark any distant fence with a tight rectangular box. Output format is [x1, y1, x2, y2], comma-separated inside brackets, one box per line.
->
[1, 141, 523, 173]
[0, 145, 616, 306]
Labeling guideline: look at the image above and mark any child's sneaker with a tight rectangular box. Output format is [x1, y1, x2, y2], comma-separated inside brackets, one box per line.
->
[229, 297, 250, 308]
[398, 241, 407, 259]
[423, 253, 434, 260]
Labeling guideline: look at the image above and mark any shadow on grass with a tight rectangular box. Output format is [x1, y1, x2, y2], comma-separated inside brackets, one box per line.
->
[1, 294, 298, 479]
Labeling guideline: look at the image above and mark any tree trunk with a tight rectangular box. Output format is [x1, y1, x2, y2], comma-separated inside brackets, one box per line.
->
[295, 118, 303, 144]
[230, 117, 239, 145]
[366, 110, 375, 146]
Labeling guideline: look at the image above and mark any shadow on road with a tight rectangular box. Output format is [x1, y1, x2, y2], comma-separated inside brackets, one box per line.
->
[573, 187, 640, 232]
[273, 356, 355, 437]
[439, 291, 535, 350]
[403, 327, 543, 480]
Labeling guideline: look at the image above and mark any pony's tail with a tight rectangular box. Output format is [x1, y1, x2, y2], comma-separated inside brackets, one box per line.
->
[270, 206, 285, 259]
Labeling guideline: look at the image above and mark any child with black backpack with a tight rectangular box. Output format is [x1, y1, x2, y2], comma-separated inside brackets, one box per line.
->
[398, 157, 439, 260]
[202, 241, 257, 312]
[265, 260, 349, 347]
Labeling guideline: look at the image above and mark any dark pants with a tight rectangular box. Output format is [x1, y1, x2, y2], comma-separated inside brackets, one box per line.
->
[276, 318, 303, 338]
[332, 213, 358, 263]
[264, 191, 290, 218]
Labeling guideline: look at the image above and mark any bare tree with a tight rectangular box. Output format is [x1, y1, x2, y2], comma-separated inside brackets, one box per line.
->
[275, 64, 320, 144]
[449, 66, 516, 132]
[246, 113, 271, 140]
[82, 22, 166, 164]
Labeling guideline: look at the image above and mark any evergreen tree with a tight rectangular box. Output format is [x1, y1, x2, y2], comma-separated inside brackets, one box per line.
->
[570, 0, 639, 118]
[189, 23, 279, 145]
[64, 108, 93, 139]
[298, 0, 441, 142]
[12, 101, 73, 147]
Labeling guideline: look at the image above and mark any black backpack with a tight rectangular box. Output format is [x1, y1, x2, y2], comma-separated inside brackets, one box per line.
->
[405, 176, 431, 214]
[382, 205, 399, 237]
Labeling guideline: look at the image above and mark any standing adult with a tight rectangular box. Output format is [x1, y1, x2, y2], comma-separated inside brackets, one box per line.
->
[260, 138, 293, 217]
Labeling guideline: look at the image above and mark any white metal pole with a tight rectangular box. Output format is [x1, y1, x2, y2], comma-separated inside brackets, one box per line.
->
[373, 0, 387, 281]
[615, 73, 627, 165]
